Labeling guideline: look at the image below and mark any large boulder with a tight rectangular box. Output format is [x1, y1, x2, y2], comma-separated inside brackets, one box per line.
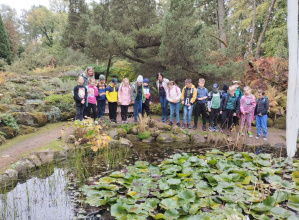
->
[15, 159, 35, 174]
[148, 119, 156, 128]
[151, 130, 162, 137]
[18, 125, 37, 135]
[109, 128, 127, 140]
[34, 151, 55, 165]
[129, 126, 139, 135]
[190, 133, 206, 146]
[44, 107, 61, 122]
[28, 154, 42, 167]
[108, 138, 132, 148]
[157, 133, 175, 143]
[0, 126, 17, 139]
[142, 136, 156, 143]
[175, 133, 190, 143]
[13, 97, 26, 106]
[0, 169, 18, 186]
[156, 124, 172, 131]
[125, 134, 140, 142]
[61, 110, 76, 121]
[12, 112, 48, 127]
[0, 104, 10, 113]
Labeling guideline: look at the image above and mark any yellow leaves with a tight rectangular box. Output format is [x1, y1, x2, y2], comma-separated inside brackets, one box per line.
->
[242, 176, 252, 185]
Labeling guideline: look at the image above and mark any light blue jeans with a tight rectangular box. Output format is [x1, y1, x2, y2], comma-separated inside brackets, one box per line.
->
[183, 105, 194, 124]
[256, 115, 267, 137]
[134, 99, 143, 121]
[169, 102, 180, 123]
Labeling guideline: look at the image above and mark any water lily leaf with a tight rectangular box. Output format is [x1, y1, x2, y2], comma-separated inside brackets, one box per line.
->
[261, 167, 282, 175]
[270, 207, 291, 218]
[268, 175, 282, 184]
[182, 167, 193, 176]
[127, 190, 138, 198]
[188, 156, 200, 163]
[160, 197, 179, 210]
[287, 195, 299, 211]
[288, 217, 299, 220]
[110, 171, 125, 178]
[207, 159, 218, 166]
[282, 180, 293, 188]
[164, 209, 180, 219]
[242, 176, 252, 184]
[150, 213, 166, 220]
[205, 174, 218, 186]
[178, 189, 196, 203]
[258, 214, 270, 220]
[241, 152, 253, 161]
[161, 189, 177, 198]
[123, 204, 142, 214]
[251, 203, 270, 212]
[159, 178, 170, 190]
[167, 178, 181, 185]
[292, 171, 299, 183]
[85, 197, 107, 207]
[99, 176, 115, 184]
[111, 203, 127, 217]
[189, 204, 200, 215]
[209, 149, 224, 155]
[262, 196, 275, 207]
[94, 184, 119, 191]
[148, 164, 160, 173]
[272, 191, 289, 204]
[256, 159, 271, 167]
[135, 161, 149, 168]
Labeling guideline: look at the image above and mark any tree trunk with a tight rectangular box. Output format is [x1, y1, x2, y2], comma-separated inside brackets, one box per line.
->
[248, 0, 256, 57]
[255, 0, 276, 60]
[286, 0, 299, 158]
[217, 0, 227, 49]
[105, 56, 112, 80]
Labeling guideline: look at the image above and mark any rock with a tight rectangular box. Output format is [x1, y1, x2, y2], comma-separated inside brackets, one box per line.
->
[148, 119, 156, 128]
[172, 126, 184, 134]
[28, 154, 42, 167]
[15, 159, 35, 173]
[267, 118, 274, 127]
[156, 124, 172, 131]
[108, 128, 127, 140]
[126, 134, 140, 142]
[18, 125, 37, 135]
[12, 112, 48, 127]
[66, 135, 76, 144]
[0, 104, 10, 113]
[13, 97, 26, 106]
[61, 111, 76, 121]
[4, 169, 18, 179]
[142, 136, 156, 143]
[129, 126, 139, 135]
[0, 169, 18, 186]
[108, 140, 119, 147]
[44, 107, 61, 122]
[274, 116, 286, 129]
[273, 143, 286, 149]
[35, 151, 55, 165]
[175, 133, 190, 143]
[0, 126, 17, 139]
[151, 130, 162, 137]
[156, 133, 175, 143]
[191, 133, 206, 146]
[119, 138, 133, 147]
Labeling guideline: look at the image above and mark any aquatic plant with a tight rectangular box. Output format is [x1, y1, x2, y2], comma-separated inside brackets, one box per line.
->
[81, 150, 299, 219]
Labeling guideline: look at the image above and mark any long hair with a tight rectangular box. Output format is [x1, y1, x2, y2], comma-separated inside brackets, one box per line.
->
[119, 78, 130, 93]
[84, 67, 95, 77]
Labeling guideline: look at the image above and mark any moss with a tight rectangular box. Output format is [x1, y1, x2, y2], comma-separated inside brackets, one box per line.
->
[267, 118, 274, 127]
[0, 126, 17, 139]
[0, 104, 10, 113]
[12, 112, 47, 127]
[18, 125, 36, 135]
[44, 93, 74, 105]
[138, 131, 151, 140]
[274, 116, 286, 130]
[117, 123, 136, 133]
[116, 128, 127, 137]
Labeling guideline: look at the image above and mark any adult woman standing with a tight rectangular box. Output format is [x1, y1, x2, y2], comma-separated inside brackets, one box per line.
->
[156, 73, 169, 122]
[81, 67, 95, 87]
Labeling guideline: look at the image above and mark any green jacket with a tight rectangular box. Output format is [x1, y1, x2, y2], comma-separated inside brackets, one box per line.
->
[130, 82, 144, 101]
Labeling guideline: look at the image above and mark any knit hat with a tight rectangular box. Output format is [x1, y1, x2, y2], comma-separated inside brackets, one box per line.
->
[137, 75, 143, 83]
[212, 83, 219, 89]
[99, 74, 105, 80]
[111, 78, 118, 84]
[222, 84, 229, 92]
[232, 80, 240, 84]
[143, 78, 149, 84]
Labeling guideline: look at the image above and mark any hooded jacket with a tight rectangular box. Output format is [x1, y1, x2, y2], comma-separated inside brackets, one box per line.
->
[220, 93, 240, 114]
[254, 97, 269, 116]
[207, 91, 222, 109]
[130, 81, 144, 101]
[181, 84, 197, 104]
[156, 78, 169, 96]
[118, 83, 131, 106]
[106, 83, 119, 102]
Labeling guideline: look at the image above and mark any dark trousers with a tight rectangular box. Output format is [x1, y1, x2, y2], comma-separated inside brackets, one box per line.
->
[97, 100, 106, 118]
[194, 102, 206, 126]
[75, 105, 85, 121]
[209, 108, 220, 127]
[86, 103, 97, 120]
[121, 105, 129, 121]
[142, 99, 150, 117]
[108, 102, 117, 122]
[221, 109, 235, 130]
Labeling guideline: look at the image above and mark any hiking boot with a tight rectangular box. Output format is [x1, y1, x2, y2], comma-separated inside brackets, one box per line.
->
[193, 125, 197, 130]
[182, 124, 186, 129]
[263, 136, 267, 141]
[188, 124, 192, 129]
[209, 126, 215, 132]
[176, 122, 181, 127]
[202, 125, 206, 131]
[168, 122, 173, 126]
[256, 134, 261, 140]
[214, 127, 220, 132]
[248, 131, 253, 138]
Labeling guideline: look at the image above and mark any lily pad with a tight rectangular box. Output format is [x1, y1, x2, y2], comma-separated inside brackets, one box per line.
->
[160, 197, 179, 210]
[177, 189, 196, 203]
[287, 195, 299, 211]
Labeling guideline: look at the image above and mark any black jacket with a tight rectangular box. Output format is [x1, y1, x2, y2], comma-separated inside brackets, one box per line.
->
[220, 93, 240, 114]
[73, 85, 87, 107]
[254, 97, 269, 116]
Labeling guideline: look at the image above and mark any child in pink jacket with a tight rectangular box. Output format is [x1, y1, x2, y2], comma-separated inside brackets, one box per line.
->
[118, 78, 131, 123]
[240, 86, 256, 137]
[86, 78, 99, 120]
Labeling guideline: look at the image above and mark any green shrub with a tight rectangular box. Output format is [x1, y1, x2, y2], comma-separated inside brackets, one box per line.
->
[81, 64, 107, 75]
[0, 114, 19, 132]
[117, 123, 136, 133]
[45, 93, 74, 112]
[138, 131, 151, 140]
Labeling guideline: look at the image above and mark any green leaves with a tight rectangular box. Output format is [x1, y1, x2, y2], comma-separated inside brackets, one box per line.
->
[160, 197, 179, 210]
[287, 195, 299, 211]
[177, 189, 196, 203]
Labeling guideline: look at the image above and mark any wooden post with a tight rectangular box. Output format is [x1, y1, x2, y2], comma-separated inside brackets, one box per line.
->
[286, 0, 299, 158]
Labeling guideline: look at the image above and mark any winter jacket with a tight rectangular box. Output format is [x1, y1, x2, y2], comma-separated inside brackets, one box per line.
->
[73, 85, 87, 107]
[235, 88, 243, 99]
[143, 85, 152, 102]
[166, 85, 182, 103]
[220, 93, 240, 114]
[181, 84, 197, 105]
[80, 73, 95, 87]
[96, 82, 107, 101]
[130, 82, 144, 101]
[240, 94, 256, 115]
[196, 87, 209, 104]
[106, 84, 119, 102]
[118, 83, 131, 106]
[156, 78, 169, 96]
[207, 91, 222, 109]
[254, 97, 269, 116]
[87, 85, 98, 105]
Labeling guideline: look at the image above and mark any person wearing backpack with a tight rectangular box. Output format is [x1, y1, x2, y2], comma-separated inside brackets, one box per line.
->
[207, 83, 222, 132]
[131, 75, 145, 123]
[254, 89, 269, 141]
[97, 74, 107, 118]
[166, 81, 182, 127]
[193, 78, 208, 131]
[181, 78, 197, 129]
[156, 73, 169, 122]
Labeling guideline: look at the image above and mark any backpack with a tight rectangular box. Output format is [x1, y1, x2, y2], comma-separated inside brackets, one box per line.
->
[262, 97, 270, 113]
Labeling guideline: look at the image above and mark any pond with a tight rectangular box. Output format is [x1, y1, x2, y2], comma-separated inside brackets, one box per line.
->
[0, 142, 296, 220]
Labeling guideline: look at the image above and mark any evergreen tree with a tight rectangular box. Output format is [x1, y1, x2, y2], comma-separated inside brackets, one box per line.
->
[0, 14, 12, 64]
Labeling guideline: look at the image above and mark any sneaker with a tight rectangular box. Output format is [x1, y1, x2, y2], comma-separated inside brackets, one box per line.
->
[168, 122, 173, 126]
[263, 136, 267, 141]
[134, 119, 138, 123]
[188, 124, 192, 129]
[202, 125, 206, 131]
[256, 134, 261, 139]
[227, 131, 231, 136]
[248, 131, 253, 138]
[214, 127, 220, 132]
[209, 127, 215, 132]
[176, 122, 181, 127]
[182, 124, 186, 129]
[164, 118, 168, 123]
[158, 118, 164, 122]
[193, 125, 197, 130]
[126, 121, 129, 124]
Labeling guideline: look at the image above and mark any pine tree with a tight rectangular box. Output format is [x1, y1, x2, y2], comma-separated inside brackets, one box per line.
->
[0, 14, 12, 64]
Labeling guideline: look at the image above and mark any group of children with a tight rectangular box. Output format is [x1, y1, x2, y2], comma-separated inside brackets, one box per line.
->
[74, 68, 269, 141]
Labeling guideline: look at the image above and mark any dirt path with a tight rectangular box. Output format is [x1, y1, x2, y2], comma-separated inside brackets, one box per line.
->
[0, 122, 73, 172]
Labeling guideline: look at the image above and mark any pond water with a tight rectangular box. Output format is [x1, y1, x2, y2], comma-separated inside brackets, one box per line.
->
[0, 143, 288, 220]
